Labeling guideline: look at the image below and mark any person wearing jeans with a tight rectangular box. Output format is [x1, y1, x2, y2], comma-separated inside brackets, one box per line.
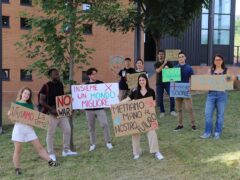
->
[200, 54, 229, 139]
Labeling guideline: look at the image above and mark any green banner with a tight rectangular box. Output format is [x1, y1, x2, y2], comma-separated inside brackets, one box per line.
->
[162, 68, 181, 82]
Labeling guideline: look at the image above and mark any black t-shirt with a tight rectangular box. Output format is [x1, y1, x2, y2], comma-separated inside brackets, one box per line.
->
[39, 81, 64, 107]
[85, 80, 104, 111]
[154, 61, 173, 84]
[129, 88, 155, 100]
[118, 67, 136, 90]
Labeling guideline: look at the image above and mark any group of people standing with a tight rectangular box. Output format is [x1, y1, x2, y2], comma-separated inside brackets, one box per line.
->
[9, 49, 229, 175]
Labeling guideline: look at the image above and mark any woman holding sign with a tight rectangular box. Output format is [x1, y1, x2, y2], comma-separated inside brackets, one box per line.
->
[123, 74, 164, 160]
[200, 54, 229, 139]
[9, 87, 59, 175]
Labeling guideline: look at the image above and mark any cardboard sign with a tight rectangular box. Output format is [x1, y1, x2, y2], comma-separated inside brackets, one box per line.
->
[9, 103, 49, 130]
[56, 94, 72, 118]
[165, 49, 181, 61]
[170, 82, 191, 98]
[191, 75, 234, 91]
[127, 72, 146, 89]
[162, 68, 181, 82]
[110, 97, 158, 137]
[71, 83, 119, 109]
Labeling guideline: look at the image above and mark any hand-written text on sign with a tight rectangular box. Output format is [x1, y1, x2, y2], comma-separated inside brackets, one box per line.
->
[71, 83, 119, 109]
[127, 72, 146, 89]
[191, 75, 233, 91]
[165, 49, 181, 61]
[162, 68, 181, 82]
[110, 97, 158, 137]
[56, 94, 72, 118]
[170, 82, 191, 98]
[9, 103, 49, 130]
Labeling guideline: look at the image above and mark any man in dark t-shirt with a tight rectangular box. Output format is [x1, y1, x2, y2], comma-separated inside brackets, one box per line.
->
[118, 57, 136, 100]
[154, 50, 176, 118]
[39, 68, 77, 161]
[85, 67, 113, 151]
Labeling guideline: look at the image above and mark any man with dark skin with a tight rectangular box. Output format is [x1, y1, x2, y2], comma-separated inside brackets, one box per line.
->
[39, 68, 77, 161]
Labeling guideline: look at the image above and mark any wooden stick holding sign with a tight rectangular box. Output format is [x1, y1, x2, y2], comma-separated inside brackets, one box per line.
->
[162, 67, 181, 82]
[127, 72, 146, 89]
[165, 49, 181, 61]
[191, 75, 234, 91]
[56, 94, 72, 118]
[8, 103, 49, 130]
[110, 97, 158, 137]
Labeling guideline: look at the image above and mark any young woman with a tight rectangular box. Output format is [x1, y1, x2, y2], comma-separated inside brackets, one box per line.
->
[123, 74, 164, 160]
[9, 87, 59, 175]
[200, 54, 229, 139]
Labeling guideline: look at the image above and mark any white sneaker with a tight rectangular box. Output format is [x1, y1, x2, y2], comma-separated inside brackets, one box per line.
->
[133, 154, 140, 160]
[160, 113, 165, 118]
[49, 154, 57, 161]
[170, 111, 178, 116]
[62, 150, 78, 157]
[106, 143, 113, 150]
[89, 144, 96, 152]
[155, 152, 164, 160]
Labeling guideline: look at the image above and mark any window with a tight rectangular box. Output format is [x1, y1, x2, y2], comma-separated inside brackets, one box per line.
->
[2, 16, 10, 28]
[2, 0, 10, 3]
[214, 30, 230, 45]
[20, 69, 32, 81]
[1, 69, 10, 81]
[82, 71, 89, 82]
[82, 3, 91, 11]
[83, 24, 92, 35]
[20, 18, 31, 29]
[20, 0, 32, 6]
[201, 8, 209, 45]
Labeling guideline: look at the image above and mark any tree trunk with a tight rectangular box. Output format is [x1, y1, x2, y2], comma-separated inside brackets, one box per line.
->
[153, 36, 160, 61]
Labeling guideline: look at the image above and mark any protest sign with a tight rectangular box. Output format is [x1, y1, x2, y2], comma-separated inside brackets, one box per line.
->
[127, 72, 146, 89]
[162, 68, 181, 82]
[56, 94, 72, 118]
[110, 97, 158, 137]
[9, 103, 49, 130]
[165, 49, 181, 61]
[71, 83, 119, 109]
[191, 75, 233, 91]
[170, 82, 191, 98]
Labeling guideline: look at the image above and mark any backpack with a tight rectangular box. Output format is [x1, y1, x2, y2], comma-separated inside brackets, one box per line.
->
[37, 83, 49, 113]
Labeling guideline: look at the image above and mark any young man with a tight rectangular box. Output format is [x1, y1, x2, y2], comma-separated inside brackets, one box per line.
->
[173, 52, 196, 131]
[118, 57, 136, 100]
[85, 68, 113, 151]
[39, 69, 78, 161]
[154, 50, 177, 117]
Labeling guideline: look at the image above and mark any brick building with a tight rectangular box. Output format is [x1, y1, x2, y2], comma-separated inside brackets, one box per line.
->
[1, 1, 139, 104]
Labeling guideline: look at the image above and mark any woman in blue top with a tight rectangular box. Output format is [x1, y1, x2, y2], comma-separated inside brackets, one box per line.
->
[200, 54, 230, 139]
[9, 87, 59, 175]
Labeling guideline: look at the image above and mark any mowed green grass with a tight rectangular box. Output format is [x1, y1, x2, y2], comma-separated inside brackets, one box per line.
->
[1, 91, 240, 180]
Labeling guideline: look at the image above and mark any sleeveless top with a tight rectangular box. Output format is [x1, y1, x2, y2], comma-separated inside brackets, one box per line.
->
[210, 68, 227, 75]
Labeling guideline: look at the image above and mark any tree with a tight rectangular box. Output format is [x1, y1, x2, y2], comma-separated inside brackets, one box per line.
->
[15, 0, 94, 149]
[86, 0, 210, 59]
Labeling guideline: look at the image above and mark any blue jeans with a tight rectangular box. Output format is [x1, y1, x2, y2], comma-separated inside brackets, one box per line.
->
[156, 83, 175, 113]
[204, 91, 227, 136]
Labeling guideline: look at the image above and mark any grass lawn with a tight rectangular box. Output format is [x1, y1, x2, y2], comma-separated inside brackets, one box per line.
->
[1, 91, 240, 180]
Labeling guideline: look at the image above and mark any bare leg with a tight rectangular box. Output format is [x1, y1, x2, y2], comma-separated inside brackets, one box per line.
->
[13, 141, 22, 169]
[30, 139, 51, 161]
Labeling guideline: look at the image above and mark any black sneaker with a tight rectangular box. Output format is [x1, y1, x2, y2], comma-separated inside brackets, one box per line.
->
[48, 159, 60, 167]
[192, 125, 197, 131]
[15, 168, 22, 175]
[173, 125, 184, 131]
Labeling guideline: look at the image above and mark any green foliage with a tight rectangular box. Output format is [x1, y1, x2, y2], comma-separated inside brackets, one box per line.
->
[86, 0, 210, 52]
[16, 0, 94, 80]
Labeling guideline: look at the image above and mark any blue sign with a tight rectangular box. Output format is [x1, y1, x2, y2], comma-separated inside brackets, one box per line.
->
[170, 82, 191, 98]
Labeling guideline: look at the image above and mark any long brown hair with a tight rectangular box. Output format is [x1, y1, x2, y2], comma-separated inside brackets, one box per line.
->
[16, 87, 33, 104]
[211, 54, 226, 70]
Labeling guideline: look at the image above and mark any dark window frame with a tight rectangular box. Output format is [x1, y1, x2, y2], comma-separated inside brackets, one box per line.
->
[2, 16, 10, 28]
[83, 24, 93, 35]
[82, 71, 89, 82]
[20, 0, 32, 6]
[2, 0, 10, 3]
[20, 69, 32, 81]
[1, 69, 10, 81]
[20, 17, 32, 30]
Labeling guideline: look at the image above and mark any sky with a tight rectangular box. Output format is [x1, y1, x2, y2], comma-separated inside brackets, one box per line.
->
[236, 0, 240, 15]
